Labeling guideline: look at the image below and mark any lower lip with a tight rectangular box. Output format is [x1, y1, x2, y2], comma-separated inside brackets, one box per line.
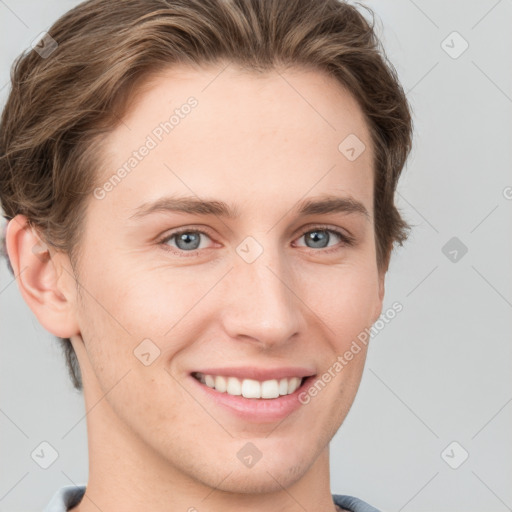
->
[189, 374, 317, 422]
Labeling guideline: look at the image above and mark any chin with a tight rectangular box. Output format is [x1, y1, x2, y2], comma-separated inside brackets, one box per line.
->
[213, 462, 308, 495]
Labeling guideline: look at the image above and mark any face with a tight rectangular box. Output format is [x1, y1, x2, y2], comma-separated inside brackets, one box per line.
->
[68, 64, 384, 493]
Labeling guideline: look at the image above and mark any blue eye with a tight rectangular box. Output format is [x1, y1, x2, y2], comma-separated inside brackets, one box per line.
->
[296, 228, 349, 250]
[159, 226, 354, 257]
[160, 229, 211, 255]
[171, 230, 205, 251]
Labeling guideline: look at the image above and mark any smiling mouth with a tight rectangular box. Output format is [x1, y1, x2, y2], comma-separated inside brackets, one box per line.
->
[191, 371, 308, 399]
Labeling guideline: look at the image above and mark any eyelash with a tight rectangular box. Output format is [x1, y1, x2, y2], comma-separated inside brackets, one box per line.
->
[157, 225, 355, 258]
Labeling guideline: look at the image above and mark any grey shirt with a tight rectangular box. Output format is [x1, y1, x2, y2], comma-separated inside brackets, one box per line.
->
[43, 485, 381, 512]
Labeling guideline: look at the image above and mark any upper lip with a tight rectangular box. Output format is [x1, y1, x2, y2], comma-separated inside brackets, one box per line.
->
[192, 366, 316, 381]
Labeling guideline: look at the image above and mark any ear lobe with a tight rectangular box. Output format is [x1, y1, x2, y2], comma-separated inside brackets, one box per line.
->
[5, 214, 80, 339]
[378, 270, 385, 303]
[372, 270, 386, 324]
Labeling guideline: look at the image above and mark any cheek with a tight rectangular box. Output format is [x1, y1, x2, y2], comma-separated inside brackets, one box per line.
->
[299, 263, 380, 336]
[75, 263, 205, 390]
[76, 288, 188, 425]
[78, 263, 178, 337]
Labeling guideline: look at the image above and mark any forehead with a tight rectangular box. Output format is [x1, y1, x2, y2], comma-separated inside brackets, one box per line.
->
[95, 63, 374, 220]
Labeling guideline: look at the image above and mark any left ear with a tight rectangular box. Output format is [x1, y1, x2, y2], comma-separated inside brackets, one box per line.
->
[372, 270, 386, 324]
[5, 214, 81, 339]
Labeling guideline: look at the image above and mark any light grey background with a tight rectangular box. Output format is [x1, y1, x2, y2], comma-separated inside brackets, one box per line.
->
[1, 1, 511, 511]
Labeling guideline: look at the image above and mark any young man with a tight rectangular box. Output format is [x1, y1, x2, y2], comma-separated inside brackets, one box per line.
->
[0, 0, 412, 511]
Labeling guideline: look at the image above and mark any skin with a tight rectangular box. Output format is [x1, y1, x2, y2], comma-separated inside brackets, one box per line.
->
[7, 63, 386, 512]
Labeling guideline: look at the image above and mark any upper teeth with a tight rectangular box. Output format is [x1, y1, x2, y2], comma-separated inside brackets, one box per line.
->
[194, 372, 303, 399]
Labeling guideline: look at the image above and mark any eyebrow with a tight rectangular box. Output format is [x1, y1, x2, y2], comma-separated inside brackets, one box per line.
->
[128, 194, 370, 221]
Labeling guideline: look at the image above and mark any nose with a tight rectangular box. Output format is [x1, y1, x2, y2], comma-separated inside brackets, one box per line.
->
[219, 239, 302, 349]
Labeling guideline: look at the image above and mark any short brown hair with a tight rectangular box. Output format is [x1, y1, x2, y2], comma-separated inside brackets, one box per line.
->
[0, 0, 413, 390]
